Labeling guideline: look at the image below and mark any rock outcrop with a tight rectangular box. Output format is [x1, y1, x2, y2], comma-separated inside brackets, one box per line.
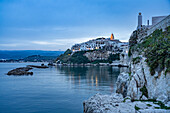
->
[126, 55, 170, 103]
[7, 67, 33, 75]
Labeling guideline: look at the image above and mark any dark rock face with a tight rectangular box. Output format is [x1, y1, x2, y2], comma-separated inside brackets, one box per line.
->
[129, 30, 138, 47]
[7, 67, 33, 75]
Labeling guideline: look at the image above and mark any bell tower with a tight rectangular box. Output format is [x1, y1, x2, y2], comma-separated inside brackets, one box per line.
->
[110, 33, 114, 40]
[137, 12, 142, 29]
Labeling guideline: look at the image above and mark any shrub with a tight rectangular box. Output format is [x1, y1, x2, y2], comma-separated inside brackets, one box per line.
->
[128, 47, 132, 57]
[132, 57, 141, 64]
[130, 26, 170, 76]
[108, 53, 120, 63]
[135, 105, 140, 110]
[140, 85, 148, 98]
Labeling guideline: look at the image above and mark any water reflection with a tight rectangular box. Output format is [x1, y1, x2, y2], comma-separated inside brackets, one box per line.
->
[56, 66, 128, 93]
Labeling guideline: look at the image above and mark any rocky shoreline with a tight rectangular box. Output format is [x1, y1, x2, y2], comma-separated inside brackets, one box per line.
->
[83, 93, 170, 113]
[56, 63, 128, 67]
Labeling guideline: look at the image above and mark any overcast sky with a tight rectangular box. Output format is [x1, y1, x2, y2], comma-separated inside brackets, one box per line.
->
[0, 0, 169, 51]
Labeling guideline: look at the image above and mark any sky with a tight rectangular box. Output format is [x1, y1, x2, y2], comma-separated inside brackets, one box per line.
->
[0, 0, 170, 51]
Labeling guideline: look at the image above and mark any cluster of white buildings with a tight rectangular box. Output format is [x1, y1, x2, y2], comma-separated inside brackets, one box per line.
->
[71, 34, 128, 54]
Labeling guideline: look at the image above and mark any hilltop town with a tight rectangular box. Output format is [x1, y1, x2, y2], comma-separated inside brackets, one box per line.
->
[56, 35, 129, 66]
[57, 32, 129, 66]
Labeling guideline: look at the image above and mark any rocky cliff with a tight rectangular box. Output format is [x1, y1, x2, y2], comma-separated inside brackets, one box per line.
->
[117, 26, 170, 103]
[83, 26, 170, 112]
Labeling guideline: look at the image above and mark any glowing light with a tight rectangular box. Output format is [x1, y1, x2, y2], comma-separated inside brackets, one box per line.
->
[110, 33, 114, 40]
[95, 76, 98, 86]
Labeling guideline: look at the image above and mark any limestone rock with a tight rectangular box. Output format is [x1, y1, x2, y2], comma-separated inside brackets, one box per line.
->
[127, 55, 170, 103]
[83, 93, 170, 113]
[116, 72, 130, 97]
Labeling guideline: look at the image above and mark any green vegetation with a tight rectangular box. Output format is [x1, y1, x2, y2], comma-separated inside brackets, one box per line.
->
[69, 51, 90, 64]
[22, 55, 58, 62]
[132, 98, 170, 110]
[132, 99, 156, 102]
[56, 49, 72, 63]
[123, 97, 130, 102]
[128, 72, 132, 80]
[140, 85, 148, 98]
[130, 26, 170, 75]
[57, 49, 90, 64]
[153, 101, 170, 110]
[57, 49, 120, 64]
[135, 105, 140, 110]
[132, 57, 141, 64]
[91, 60, 108, 64]
[146, 104, 152, 107]
[128, 47, 132, 57]
[108, 53, 120, 63]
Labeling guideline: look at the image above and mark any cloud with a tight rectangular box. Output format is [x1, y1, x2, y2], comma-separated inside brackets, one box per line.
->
[31, 41, 65, 45]
[0, 43, 26, 47]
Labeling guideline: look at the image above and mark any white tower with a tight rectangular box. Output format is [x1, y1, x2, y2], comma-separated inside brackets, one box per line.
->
[137, 12, 142, 29]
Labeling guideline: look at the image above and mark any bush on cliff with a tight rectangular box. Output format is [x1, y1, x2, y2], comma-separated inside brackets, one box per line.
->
[131, 26, 170, 75]
[143, 28, 170, 75]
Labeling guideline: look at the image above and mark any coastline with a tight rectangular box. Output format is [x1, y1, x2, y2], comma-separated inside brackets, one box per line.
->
[56, 63, 128, 67]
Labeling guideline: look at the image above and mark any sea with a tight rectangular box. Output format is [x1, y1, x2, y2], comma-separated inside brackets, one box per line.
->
[0, 63, 128, 113]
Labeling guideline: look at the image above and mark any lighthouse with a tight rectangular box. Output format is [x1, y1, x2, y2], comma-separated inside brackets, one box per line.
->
[137, 12, 142, 29]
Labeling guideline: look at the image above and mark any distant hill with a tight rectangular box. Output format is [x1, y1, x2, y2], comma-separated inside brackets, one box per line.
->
[0, 50, 64, 59]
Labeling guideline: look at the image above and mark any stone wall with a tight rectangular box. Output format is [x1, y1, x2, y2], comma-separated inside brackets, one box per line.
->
[147, 15, 170, 35]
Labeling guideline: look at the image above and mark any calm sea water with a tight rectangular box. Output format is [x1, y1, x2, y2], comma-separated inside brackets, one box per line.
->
[0, 63, 128, 113]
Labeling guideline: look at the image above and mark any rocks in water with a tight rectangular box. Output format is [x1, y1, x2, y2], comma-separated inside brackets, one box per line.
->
[83, 93, 170, 113]
[48, 62, 55, 66]
[7, 64, 48, 76]
[27, 64, 48, 68]
[7, 67, 33, 75]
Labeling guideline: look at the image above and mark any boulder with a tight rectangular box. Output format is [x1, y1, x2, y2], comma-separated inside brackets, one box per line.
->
[116, 72, 130, 97]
